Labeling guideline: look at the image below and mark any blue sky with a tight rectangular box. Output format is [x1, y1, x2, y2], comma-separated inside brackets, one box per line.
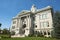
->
[0, 0, 60, 29]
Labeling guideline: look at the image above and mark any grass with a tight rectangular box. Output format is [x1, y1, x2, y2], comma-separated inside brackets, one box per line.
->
[0, 34, 60, 40]
[0, 34, 10, 38]
[1, 37, 59, 40]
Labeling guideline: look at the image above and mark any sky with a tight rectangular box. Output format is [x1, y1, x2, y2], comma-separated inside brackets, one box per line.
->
[0, 0, 60, 29]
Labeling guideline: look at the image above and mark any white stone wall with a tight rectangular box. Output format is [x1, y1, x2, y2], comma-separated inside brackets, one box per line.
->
[34, 9, 53, 37]
[10, 6, 54, 37]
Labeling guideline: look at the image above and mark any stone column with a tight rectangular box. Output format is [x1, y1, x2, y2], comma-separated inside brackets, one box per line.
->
[46, 30, 48, 37]
[29, 15, 31, 27]
[25, 15, 32, 36]
[27, 15, 31, 29]
[19, 17, 22, 34]
[19, 18, 21, 28]
[28, 15, 32, 34]
[15, 18, 20, 35]
[15, 19, 18, 35]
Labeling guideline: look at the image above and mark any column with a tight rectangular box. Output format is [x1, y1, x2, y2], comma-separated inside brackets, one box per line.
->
[27, 15, 31, 29]
[28, 15, 32, 34]
[46, 30, 48, 37]
[19, 18, 22, 34]
[19, 18, 21, 28]
[15, 18, 20, 35]
[25, 15, 32, 36]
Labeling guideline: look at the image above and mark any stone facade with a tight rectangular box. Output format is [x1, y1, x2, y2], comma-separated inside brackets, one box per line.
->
[10, 5, 54, 37]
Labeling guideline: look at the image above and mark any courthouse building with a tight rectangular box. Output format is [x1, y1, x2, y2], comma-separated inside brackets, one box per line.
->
[10, 5, 54, 37]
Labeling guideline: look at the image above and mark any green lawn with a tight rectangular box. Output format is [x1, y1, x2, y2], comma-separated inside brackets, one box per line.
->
[0, 34, 59, 40]
[1, 37, 59, 40]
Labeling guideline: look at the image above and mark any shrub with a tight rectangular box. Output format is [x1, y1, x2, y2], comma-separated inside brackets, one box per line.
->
[11, 31, 15, 35]
[28, 33, 34, 37]
[1, 35, 10, 38]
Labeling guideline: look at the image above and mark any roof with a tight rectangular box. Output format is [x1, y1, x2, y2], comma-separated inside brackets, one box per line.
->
[13, 6, 52, 18]
[37, 6, 52, 12]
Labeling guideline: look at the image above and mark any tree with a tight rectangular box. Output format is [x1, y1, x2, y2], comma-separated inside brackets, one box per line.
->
[2, 28, 10, 34]
[0, 23, 2, 34]
[11, 31, 15, 35]
[53, 11, 60, 38]
[0, 23, 2, 27]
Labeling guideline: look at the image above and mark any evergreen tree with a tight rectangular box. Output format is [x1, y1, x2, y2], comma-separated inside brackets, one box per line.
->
[0, 23, 2, 34]
[53, 11, 60, 38]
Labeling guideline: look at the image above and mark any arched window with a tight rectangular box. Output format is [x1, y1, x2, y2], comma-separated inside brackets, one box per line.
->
[22, 30, 25, 34]
[35, 25, 37, 28]
[34, 31, 37, 34]
[22, 24, 26, 28]
[44, 32, 46, 35]
[48, 32, 50, 35]
[12, 26, 15, 29]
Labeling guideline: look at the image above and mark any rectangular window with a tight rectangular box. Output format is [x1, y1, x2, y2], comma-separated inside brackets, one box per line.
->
[40, 15, 42, 19]
[48, 32, 50, 35]
[42, 14, 47, 19]
[13, 21, 16, 24]
[12, 26, 15, 29]
[44, 22, 46, 27]
[44, 22, 49, 27]
[40, 13, 48, 19]
[40, 22, 49, 27]
[44, 32, 46, 35]
[46, 22, 49, 27]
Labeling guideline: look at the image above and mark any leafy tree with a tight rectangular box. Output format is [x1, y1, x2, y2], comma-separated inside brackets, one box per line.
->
[53, 11, 60, 38]
[11, 31, 15, 35]
[2, 28, 10, 34]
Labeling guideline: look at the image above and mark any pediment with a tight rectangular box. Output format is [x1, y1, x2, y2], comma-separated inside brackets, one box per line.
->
[16, 10, 30, 17]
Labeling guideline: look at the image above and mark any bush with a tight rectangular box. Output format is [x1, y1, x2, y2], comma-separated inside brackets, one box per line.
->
[11, 31, 15, 35]
[35, 31, 43, 37]
[28, 34, 43, 37]
[1, 35, 10, 38]
[28, 33, 35, 37]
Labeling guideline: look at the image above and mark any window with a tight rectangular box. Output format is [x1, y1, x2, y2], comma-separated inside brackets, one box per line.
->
[44, 22, 49, 27]
[48, 32, 50, 35]
[40, 14, 47, 19]
[23, 21, 26, 24]
[13, 21, 16, 24]
[22, 30, 25, 34]
[40, 22, 49, 27]
[42, 14, 47, 19]
[12, 26, 15, 29]
[22, 24, 26, 28]
[46, 22, 49, 27]
[33, 15, 35, 22]
[34, 31, 37, 34]
[44, 22, 46, 27]
[44, 32, 46, 35]
[40, 22, 45, 27]
[40, 15, 42, 19]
